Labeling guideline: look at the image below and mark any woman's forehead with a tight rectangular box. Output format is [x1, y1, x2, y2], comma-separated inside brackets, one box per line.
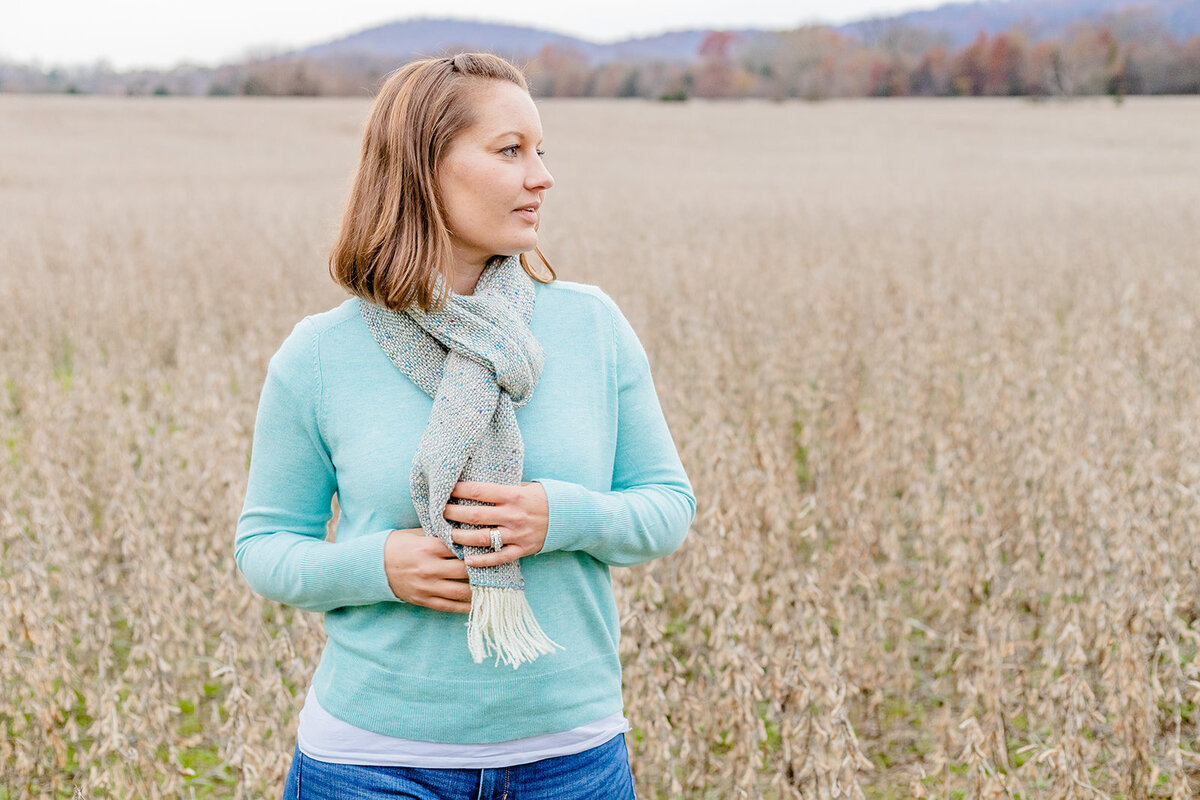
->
[465, 82, 543, 141]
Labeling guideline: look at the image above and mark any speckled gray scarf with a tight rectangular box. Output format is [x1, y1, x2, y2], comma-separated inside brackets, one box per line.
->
[360, 255, 559, 668]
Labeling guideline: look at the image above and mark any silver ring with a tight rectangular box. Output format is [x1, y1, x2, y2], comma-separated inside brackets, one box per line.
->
[490, 529, 503, 552]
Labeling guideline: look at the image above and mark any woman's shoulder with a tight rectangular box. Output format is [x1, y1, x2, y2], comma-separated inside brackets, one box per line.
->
[278, 297, 360, 345]
[268, 297, 361, 375]
[297, 296, 362, 337]
[534, 280, 648, 365]
[535, 279, 625, 324]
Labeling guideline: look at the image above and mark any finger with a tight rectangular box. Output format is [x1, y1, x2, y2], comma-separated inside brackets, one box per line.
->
[450, 526, 501, 549]
[425, 537, 461, 557]
[465, 545, 523, 569]
[421, 536, 472, 562]
[428, 558, 469, 580]
[418, 598, 472, 614]
[451, 481, 518, 504]
[447, 503, 522, 530]
[442, 502, 498, 527]
[432, 579, 473, 602]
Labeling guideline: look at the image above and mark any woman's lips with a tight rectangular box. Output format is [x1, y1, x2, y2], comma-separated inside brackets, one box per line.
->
[514, 208, 538, 223]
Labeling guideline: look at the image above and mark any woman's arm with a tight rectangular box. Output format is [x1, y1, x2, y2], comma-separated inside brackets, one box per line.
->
[532, 297, 696, 567]
[234, 319, 400, 613]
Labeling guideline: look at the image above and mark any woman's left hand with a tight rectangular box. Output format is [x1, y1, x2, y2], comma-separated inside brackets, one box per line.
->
[445, 481, 549, 568]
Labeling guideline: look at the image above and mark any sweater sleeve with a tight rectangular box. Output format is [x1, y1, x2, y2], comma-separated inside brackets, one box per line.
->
[234, 318, 400, 612]
[534, 296, 696, 566]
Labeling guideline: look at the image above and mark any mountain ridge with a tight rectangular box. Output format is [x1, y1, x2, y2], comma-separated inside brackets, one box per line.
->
[296, 17, 769, 66]
[841, 0, 1200, 46]
[286, 1, 1198, 66]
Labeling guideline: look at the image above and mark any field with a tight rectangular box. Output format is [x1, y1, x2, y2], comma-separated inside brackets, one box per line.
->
[1, 94, 1198, 799]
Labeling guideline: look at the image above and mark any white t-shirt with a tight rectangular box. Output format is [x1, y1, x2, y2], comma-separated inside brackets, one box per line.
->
[297, 685, 631, 768]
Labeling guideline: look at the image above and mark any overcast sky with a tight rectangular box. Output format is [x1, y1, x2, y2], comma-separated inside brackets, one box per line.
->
[3, 0, 945, 70]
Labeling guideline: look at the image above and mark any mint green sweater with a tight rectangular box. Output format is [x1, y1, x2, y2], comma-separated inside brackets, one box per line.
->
[235, 280, 695, 743]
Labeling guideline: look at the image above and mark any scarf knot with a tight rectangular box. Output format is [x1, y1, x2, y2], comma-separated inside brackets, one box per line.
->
[405, 271, 542, 406]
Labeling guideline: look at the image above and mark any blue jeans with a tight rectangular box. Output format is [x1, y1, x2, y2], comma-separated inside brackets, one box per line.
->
[282, 733, 636, 799]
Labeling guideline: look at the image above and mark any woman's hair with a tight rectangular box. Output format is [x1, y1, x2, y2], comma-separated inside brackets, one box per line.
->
[329, 52, 555, 311]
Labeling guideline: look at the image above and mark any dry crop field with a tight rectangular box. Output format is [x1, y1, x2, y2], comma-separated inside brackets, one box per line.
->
[1, 94, 1198, 799]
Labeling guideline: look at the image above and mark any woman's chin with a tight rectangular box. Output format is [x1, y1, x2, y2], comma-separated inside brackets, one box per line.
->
[496, 238, 539, 257]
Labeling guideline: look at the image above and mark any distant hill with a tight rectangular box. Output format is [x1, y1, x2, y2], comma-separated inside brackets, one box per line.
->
[290, 5, 1198, 69]
[298, 17, 767, 65]
[300, 18, 594, 61]
[838, 0, 1200, 47]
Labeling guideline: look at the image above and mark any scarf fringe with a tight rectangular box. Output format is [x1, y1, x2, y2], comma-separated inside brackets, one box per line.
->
[467, 586, 562, 668]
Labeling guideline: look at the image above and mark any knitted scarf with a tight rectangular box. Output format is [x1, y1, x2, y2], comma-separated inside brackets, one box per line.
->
[359, 254, 559, 668]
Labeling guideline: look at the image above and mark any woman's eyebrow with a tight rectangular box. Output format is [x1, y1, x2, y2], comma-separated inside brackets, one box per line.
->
[489, 130, 543, 144]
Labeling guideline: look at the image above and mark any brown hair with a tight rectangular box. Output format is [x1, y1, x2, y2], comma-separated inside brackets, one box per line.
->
[329, 52, 555, 311]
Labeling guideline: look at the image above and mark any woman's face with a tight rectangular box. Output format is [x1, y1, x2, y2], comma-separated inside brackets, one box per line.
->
[438, 80, 554, 274]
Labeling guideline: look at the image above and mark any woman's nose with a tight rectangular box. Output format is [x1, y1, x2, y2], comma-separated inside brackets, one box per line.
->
[528, 159, 554, 191]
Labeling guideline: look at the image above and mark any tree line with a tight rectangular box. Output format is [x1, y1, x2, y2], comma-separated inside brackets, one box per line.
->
[3, 19, 1198, 99]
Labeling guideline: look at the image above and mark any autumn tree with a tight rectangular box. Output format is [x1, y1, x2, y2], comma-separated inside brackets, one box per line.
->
[984, 32, 1027, 95]
[1054, 24, 1120, 95]
[950, 32, 989, 95]
[910, 46, 952, 95]
[693, 31, 739, 97]
[526, 45, 591, 97]
[742, 26, 848, 100]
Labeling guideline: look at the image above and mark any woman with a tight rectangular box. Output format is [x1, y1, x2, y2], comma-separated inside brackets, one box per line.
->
[235, 53, 695, 799]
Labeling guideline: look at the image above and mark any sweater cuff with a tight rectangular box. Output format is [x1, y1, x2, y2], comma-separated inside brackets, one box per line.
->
[312, 528, 401, 605]
[535, 478, 601, 554]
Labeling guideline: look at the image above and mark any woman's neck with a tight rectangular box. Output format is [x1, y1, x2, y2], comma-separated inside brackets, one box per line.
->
[451, 253, 503, 296]
[450, 265, 482, 295]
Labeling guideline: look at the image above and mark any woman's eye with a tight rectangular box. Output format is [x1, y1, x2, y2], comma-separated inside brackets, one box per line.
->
[500, 145, 546, 158]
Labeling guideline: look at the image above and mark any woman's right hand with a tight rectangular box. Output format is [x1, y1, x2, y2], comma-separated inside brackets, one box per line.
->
[384, 529, 472, 613]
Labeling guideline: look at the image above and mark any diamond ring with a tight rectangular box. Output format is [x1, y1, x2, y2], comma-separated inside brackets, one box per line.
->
[490, 529, 503, 552]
